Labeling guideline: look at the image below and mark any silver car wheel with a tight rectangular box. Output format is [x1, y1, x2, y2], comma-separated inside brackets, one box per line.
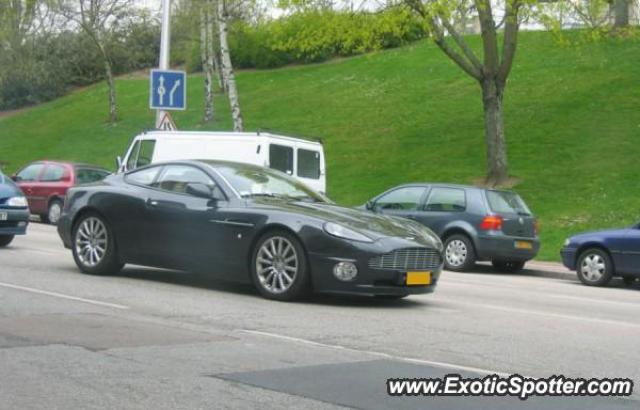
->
[580, 254, 606, 282]
[75, 217, 108, 267]
[446, 239, 468, 267]
[48, 202, 62, 224]
[256, 236, 298, 294]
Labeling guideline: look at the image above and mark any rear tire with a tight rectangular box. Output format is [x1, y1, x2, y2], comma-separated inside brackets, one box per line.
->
[251, 230, 310, 301]
[576, 248, 613, 287]
[492, 260, 526, 273]
[0, 235, 14, 247]
[443, 234, 476, 272]
[72, 212, 123, 275]
[47, 199, 64, 225]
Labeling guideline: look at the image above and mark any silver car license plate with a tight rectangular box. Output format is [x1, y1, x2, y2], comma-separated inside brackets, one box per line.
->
[0, 212, 7, 221]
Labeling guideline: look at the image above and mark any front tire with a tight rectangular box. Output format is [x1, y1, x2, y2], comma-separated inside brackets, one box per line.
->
[576, 248, 613, 287]
[492, 260, 526, 273]
[0, 235, 14, 247]
[72, 213, 123, 275]
[251, 230, 310, 301]
[443, 234, 476, 272]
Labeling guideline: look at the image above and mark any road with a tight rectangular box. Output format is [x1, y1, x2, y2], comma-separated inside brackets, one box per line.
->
[1, 223, 638, 410]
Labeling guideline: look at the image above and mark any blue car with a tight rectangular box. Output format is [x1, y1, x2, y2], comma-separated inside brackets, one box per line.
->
[561, 225, 640, 286]
[0, 170, 30, 247]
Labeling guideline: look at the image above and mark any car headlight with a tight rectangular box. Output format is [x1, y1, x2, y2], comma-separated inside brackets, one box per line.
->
[6, 196, 28, 208]
[564, 238, 571, 247]
[324, 222, 373, 243]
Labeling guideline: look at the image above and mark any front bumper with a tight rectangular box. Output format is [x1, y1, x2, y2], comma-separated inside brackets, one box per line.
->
[0, 208, 29, 236]
[475, 233, 540, 262]
[307, 237, 442, 297]
[57, 213, 73, 249]
[560, 247, 577, 270]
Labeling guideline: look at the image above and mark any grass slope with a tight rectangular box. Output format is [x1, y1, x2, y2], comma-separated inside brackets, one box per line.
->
[1, 31, 639, 261]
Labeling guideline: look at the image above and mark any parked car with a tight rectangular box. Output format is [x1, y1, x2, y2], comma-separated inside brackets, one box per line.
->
[362, 184, 539, 273]
[12, 161, 110, 224]
[0, 170, 29, 247]
[561, 225, 640, 287]
[118, 130, 327, 193]
[57, 160, 444, 301]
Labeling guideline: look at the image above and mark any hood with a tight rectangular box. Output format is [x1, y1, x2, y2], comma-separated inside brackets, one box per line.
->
[0, 174, 23, 200]
[251, 198, 441, 247]
[572, 228, 631, 241]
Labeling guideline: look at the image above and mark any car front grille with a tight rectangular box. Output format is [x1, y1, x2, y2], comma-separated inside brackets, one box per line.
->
[368, 247, 442, 271]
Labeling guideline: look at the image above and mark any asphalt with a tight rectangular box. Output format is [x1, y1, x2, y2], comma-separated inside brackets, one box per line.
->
[0, 223, 638, 409]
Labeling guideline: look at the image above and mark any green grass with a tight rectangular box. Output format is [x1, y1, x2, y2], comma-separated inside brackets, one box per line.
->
[1, 31, 639, 261]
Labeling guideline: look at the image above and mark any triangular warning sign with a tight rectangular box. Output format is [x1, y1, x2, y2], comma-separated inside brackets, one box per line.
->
[156, 112, 177, 131]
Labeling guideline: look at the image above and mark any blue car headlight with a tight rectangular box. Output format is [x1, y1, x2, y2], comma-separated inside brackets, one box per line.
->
[7, 196, 28, 208]
[324, 222, 373, 243]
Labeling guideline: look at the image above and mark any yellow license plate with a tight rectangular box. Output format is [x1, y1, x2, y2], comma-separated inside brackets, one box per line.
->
[515, 241, 533, 250]
[406, 271, 431, 286]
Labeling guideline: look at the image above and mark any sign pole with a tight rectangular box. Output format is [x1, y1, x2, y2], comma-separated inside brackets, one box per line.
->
[156, 0, 171, 127]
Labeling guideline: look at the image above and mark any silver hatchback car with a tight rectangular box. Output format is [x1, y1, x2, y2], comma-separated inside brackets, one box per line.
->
[363, 184, 540, 272]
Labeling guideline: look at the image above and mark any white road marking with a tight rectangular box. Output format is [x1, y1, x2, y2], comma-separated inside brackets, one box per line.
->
[0, 282, 130, 310]
[237, 329, 511, 377]
[451, 300, 640, 328]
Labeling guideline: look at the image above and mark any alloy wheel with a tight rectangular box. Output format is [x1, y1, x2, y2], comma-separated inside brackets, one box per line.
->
[580, 254, 606, 282]
[255, 236, 298, 294]
[446, 239, 468, 267]
[75, 217, 108, 267]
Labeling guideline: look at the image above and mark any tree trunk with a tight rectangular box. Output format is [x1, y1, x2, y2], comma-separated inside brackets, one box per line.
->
[614, 0, 629, 27]
[217, 0, 243, 132]
[212, 51, 224, 91]
[205, 1, 222, 92]
[481, 79, 508, 186]
[104, 58, 117, 123]
[200, 6, 213, 122]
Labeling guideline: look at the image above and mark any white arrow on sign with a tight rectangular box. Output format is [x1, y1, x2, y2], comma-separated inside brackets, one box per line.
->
[169, 79, 181, 107]
[157, 75, 166, 105]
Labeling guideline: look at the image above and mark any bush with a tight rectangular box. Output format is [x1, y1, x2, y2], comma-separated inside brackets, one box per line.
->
[228, 8, 426, 69]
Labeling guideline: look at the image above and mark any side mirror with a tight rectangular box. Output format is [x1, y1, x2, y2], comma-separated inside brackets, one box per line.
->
[10, 174, 18, 182]
[186, 183, 214, 199]
[365, 201, 375, 211]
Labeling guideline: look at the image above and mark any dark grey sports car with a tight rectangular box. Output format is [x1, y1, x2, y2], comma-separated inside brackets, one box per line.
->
[57, 160, 443, 300]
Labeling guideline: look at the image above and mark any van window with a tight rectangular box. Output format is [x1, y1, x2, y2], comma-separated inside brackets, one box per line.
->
[126, 139, 156, 171]
[297, 149, 320, 179]
[269, 144, 293, 175]
[425, 188, 466, 212]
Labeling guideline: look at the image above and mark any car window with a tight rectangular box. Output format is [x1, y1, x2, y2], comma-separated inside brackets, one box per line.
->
[76, 168, 109, 184]
[374, 187, 426, 211]
[152, 165, 221, 197]
[297, 149, 321, 179]
[125, 166, 160, 186]
[40, 164, 67, 182]
[486, 190, 531, 215]
[425, 188, 466, 212]
[126, 140, 141, 170]
[269, 144, 293, 175]
[16, 163, 44, 182]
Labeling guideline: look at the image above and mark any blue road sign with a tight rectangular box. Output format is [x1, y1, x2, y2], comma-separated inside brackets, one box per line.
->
[150, 69, 186, 110]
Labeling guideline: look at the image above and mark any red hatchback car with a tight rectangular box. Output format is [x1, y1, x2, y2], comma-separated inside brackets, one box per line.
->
[12, 161, 110, 224]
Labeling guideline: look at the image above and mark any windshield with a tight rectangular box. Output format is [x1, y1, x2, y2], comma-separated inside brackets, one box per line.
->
[215, 164, 329, 203]
[486, 190, 531, 216]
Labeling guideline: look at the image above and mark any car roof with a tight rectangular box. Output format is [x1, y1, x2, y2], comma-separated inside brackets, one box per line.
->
[136, 130, 323, 146]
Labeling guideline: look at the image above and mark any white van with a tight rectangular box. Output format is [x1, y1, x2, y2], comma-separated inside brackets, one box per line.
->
[118, 130, 326, 193]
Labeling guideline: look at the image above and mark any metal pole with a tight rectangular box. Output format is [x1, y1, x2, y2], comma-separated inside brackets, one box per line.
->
[156, 0, 171, 126]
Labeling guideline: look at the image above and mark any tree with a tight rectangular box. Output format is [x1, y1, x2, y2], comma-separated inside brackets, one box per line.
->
[199, 0, 215, 122]
[56, 0, 134, 123]
[405, 0, 531, 186]
[217, 0, 244, 131]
